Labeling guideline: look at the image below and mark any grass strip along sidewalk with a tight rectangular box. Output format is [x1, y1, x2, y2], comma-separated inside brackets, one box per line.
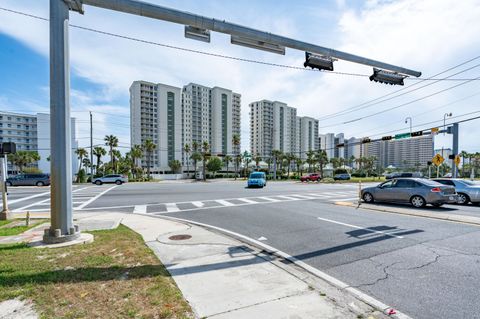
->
[0, 225, 193, 319]
[0, 219, 48, 237]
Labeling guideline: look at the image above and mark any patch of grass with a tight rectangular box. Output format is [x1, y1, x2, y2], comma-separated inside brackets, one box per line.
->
[0, 219, 47, 237]
[0, 225, 193, 319]
[0, 220, 14, 227]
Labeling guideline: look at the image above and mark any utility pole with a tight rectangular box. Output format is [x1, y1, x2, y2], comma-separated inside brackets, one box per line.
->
[451, 123, 459, 178]
[90, 111, 93, 176]
[44, 0, 79, 244]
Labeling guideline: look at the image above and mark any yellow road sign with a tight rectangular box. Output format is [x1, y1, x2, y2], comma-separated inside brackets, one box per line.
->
[431, 127, 439, 135]
[432, 154, 444, 166]
[454, 155, 461, 167]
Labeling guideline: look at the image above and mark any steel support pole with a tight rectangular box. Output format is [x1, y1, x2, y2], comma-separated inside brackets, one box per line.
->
[452, 123, 459, 178]
[0, 155, 10, 220]
[44, 0, 79, 243]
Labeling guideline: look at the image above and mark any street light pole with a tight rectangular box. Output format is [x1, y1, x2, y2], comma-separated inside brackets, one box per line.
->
[443, 113, 452, 135]
[44, 0, 79, 243]
[404, 117, 412, 134]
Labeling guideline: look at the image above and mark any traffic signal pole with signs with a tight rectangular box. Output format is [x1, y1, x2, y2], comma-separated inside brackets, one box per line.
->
[0, 142, 16, 220]
[432, 154, 444, 178]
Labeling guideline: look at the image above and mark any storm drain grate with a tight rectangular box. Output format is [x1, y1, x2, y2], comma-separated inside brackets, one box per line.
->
[168, 234, 192, 241]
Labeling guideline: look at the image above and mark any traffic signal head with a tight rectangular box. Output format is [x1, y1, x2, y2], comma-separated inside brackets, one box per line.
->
[411, 131, 423, 137]
[448, 154, 455, 160]
[369, 68, 406, 86]
[1, 142, 16, 154]
[427, 161, 432, 166]
[304, 52, 334, 71]
[184, 26, 211, 43]
[362, 138, 371, 144]
[382, 136, 393, 141]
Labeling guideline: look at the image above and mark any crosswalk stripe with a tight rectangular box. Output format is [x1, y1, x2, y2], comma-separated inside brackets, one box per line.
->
[216, 199, 235, 207]
[258, 197, 280, 202]
[238, 198, 258, 204]
[306, 193, 329, 197]
[290, 194, 316, 199]
[165, 203, 180, 212]
[276, 195, 301, 201]
[133, 205, 147, 214]
[192, 201, 204, 208]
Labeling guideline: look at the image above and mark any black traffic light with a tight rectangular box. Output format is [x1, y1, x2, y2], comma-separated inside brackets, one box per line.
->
[448, 154, 455, 160]
[427, 161, 432, 166]
[1, 142, 16, 155]
[382, 136, 392, 141]
[362, 138, 371, 144]
[304, 52, 334, 71]
[336, 143, 345, 148]
[411, 131, 423, 137]
[369, 68, 406, 86]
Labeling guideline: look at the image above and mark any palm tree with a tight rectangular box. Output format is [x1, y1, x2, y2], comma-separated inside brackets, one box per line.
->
[201, 141, 210, 181]
[9, 151, 40, 173]
[235, 154, 242, 179]
[75, 148, 88, 183]
[191, 152, 202, 178]
[143, 139, 156, 180]
[295, 157, 304, 177]
[254, 154, 262, 169]
[104, 135, 119, 173]
[232, 134, 241, 179]
[183, 143, 191, 176]
[271, 149, 282, 179]
[285, 153, 295, 178]
[130, 145, 143, 179]
[223, 155, 232, 178]
[168, 160, 182, 173]
[93, 146, 107, 175]
[316, 150, 328, 178]
[306, 150, 315, 173]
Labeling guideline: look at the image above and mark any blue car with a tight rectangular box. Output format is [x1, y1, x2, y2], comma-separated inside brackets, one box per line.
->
[248, 172, 267, 188]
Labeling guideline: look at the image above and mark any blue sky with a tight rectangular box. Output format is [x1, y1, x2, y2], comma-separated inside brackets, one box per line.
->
[1, 0, 480, 154]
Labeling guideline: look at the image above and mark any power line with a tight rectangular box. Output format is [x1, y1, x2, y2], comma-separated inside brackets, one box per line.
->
[320, 75, 480, 128]
[317, 56, 480, 121]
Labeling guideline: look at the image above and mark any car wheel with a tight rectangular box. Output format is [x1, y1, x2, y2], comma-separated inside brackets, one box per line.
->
[457, 193, 470, 205]
[36, 181, 44, 187]
[95, 180, 102, 185]
[363, 192, 374, 203]
[432, 203, 444, 208]
[410, 195, 426, 208]
[6, 182, 12, 187]
[115, 180, 122, 185]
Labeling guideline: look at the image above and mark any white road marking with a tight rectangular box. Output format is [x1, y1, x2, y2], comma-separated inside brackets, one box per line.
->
[328, 197, 359, 202]
[165, 203, 180, 212]
[9, 191, 51, 204]
[276, 195, 301, 201]
[192, 201, 204, 208]
[257, 236, 268, 241]
[13, 186, 92, 212]
[306, 193, 329, 197]
[216, 199, 235, 207]
[290, 194, 316, 199]
[257, 197, 280, 202]
[238, 198, 258, 204]
[316, 217, 404, 239]
[76, 185, 118, 209]
[133, 205, 147, 214]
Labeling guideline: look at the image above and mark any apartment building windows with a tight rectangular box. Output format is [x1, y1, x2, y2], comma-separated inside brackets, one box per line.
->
[167, 92, 175, 162]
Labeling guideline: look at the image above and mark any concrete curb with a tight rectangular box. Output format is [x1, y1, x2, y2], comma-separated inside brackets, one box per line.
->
[153, 214, 412, 319]
[335, 202, 480, 226]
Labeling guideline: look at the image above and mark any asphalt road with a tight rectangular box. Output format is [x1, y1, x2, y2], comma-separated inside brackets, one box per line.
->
[5, 180, 480, 319]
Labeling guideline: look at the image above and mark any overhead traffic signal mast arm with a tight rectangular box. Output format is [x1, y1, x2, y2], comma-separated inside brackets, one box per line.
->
[79, 0, 422, 77]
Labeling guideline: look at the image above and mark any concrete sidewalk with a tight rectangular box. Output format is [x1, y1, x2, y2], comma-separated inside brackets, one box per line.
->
[120, 213, 393, 319]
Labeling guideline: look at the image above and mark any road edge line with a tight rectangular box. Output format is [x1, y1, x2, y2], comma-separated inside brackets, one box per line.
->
[152, 214, 412, 319]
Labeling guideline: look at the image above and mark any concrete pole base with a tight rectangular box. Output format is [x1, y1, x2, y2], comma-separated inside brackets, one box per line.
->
[0, 209, 12, 221]
[42, 224, 81, 244]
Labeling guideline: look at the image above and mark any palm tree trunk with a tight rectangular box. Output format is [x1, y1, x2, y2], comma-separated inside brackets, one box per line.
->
[202, 158, 206, 181]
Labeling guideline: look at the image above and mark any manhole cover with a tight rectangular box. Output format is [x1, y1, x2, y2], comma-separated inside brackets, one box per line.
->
[169, 234, 192, 241]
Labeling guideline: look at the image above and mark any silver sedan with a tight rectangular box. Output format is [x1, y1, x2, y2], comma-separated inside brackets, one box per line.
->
[433, 179, 480, 205]
[361, 178, 457, 208]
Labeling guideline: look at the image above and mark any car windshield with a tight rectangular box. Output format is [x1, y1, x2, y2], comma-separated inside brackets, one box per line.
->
[250, 173, 264, 179]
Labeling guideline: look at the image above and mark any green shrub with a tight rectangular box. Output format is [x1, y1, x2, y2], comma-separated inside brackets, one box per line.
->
[22, 167, 42, 174]
[321, 177, 335, 183]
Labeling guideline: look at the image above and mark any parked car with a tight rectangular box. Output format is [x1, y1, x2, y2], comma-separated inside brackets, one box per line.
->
[433, 178, 480, 205]
[6, 174, 50, 187]
[247, 172, 267, 188]
[361, 178, 457, 208]
[300, 173, 321, 182]
[385, 172, 423, 180]
[92, 174, 128, 185]
[334, 173, 351, 180]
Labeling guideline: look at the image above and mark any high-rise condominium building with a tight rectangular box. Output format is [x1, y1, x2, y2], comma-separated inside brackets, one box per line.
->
[130, 81, 241, 173]
[366, 135, 434, 169]
[0, 111, 78, 174]
[249, 100, 318, 159]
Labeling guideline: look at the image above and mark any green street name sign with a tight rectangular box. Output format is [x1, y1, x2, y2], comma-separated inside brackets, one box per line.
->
[395, 133, 411, 140]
